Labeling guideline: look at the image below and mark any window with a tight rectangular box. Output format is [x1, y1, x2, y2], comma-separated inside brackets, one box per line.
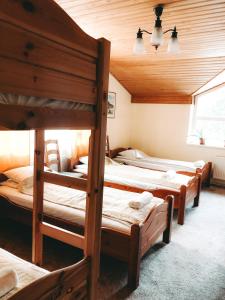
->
[188, 84, 225, 147]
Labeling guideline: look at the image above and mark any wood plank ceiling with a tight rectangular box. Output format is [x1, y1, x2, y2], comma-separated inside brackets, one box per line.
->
[55, 0, 225, 104]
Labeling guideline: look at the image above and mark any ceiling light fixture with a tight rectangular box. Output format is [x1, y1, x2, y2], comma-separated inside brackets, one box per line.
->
[133, 4, 180, 55]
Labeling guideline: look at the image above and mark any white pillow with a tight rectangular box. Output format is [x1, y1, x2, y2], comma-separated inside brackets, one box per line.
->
[3, 166, 49, 183]
[79, 156, 119, 166]
[105, 157, 120, 166]
[18, 176, 33, 194]
[0, 179, 19, 189]
[119, 149, 147, 160]
[79, 156, 88, 165]
[4, 166, 33, 183]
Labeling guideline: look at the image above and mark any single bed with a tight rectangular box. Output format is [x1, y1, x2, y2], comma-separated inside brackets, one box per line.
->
[0, 171, 173, 289]
[0, 247, 90, 299]
[110, 147, 212, 187]
[75, 160, 201, 226]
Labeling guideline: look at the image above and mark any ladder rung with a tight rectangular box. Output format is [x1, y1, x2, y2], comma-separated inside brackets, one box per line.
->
[45, 139, 58, 145]
[43, 171, 87, 192]
[40, 222, 85, 249]
[47, 159, 59, 165]
[46, 150, 58, 156]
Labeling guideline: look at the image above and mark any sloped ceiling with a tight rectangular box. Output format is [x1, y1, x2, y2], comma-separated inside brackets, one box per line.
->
[55, 0, 225, 103]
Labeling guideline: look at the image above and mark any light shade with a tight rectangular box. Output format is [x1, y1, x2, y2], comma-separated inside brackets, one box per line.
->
[151, 26, 163, 47]
[167, 36, 180, 54]
[133, 37, 145, 54]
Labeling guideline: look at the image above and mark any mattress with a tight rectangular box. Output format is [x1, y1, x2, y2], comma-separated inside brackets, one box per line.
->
[114, 156, 205, 173]
[0, 186, 163, 235]
[0, 248, 48, 299]
[75, 164, 193, 192]
[0, 93, 93, 111]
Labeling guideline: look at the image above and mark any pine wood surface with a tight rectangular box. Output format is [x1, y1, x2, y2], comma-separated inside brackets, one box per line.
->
[55, 0, 225, 103]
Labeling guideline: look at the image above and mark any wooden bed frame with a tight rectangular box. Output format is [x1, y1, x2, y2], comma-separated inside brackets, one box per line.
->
[0, 0, 110, 298]
[10, 257, 90, 300]
[109, 146, 212, 187]
[0, 193, 174, 290]
[102, 174, 201, 226]
[74, 155, 201, 226]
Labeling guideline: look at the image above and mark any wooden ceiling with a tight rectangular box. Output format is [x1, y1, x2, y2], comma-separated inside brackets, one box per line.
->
[55, 0, 225, 103]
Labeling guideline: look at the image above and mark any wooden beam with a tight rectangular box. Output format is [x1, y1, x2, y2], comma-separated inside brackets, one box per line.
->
[85, 38, 110, 300]
[32, 130, 45, 266]
[0, 20, 96, 81]
[40, 222, 85, 249]
[0, 56, 97, 105]
[132, 95, 192, 104]
[0, 104, 95, 130]
[43, 171, 87, 192]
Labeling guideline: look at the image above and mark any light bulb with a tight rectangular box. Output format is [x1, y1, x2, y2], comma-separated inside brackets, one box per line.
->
[151, 26, 163, 47]
[167, 28, 180, 54]
[133, 37, 145, 54]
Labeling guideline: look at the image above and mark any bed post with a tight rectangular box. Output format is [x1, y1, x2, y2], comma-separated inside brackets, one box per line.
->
[85, 38, 110, 300]
[32, 129, 45, 265]
[163, 195, 174, 243]
[128, 224, 142, 290]
[206, 162, 212, 187]
[193, 174, 201, 207]
[178, 185, 186, 225]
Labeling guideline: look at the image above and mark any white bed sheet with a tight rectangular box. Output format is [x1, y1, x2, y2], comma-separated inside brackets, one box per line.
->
[114, 156, 205, 173]
[0, 186, 163, 234]
[0, 248, 48, 299]
[75, 164, 193, 192]
[0, 186, 130, 234]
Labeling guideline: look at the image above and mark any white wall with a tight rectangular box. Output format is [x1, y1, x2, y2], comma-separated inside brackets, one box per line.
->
[107, 74, 132, 148]
[130, 103, 225, 166]
[106, 77, 225, 182]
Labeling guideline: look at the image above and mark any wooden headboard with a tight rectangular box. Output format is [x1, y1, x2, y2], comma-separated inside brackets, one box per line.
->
[105, 136, 131, 158]
[109, 147, 130, 158]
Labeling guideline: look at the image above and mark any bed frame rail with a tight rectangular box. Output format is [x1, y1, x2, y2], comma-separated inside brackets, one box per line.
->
[43, 172, 87, 192]
[10, 257, 90, 300]
[0, 104, 96, 131]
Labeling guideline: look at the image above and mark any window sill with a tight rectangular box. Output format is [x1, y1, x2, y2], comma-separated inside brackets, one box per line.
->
[186, 143, 225, 150]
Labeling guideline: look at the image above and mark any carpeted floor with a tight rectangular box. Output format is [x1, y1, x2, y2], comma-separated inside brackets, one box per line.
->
[0, 186, 225, 299]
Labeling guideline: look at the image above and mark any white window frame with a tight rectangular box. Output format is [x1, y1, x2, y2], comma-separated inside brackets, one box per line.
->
[188, 83, 225, 148]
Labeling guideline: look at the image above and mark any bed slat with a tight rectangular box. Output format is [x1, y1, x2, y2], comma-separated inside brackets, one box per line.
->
[43, 171, 87, 192]
[0, 56, 97, 105]
[40, 222, 85, 249]
[0, 104, 95, 130]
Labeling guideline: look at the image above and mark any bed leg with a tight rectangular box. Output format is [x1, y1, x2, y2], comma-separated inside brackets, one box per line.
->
[178, 186, 186, 225]
[163, 195, 174, 243]
[193, 174, 201, 207]
[206, 162, 212, 187]
[128, 224, 141, 290]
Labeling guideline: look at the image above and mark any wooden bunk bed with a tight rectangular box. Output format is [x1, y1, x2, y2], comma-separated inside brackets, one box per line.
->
[0, 0, 175, 293]
[108, 144, 212, 187]
[0, 0, 110, 298]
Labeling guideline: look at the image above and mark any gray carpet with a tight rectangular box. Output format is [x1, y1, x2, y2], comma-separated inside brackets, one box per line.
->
[0, 186, 225, 300]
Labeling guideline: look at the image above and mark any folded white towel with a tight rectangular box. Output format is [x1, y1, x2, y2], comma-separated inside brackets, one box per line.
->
[163, 170, 176, 179]
[129, 191, 153, 209]
[0, 268, 18, 297]
[194, 160, 205, 168]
